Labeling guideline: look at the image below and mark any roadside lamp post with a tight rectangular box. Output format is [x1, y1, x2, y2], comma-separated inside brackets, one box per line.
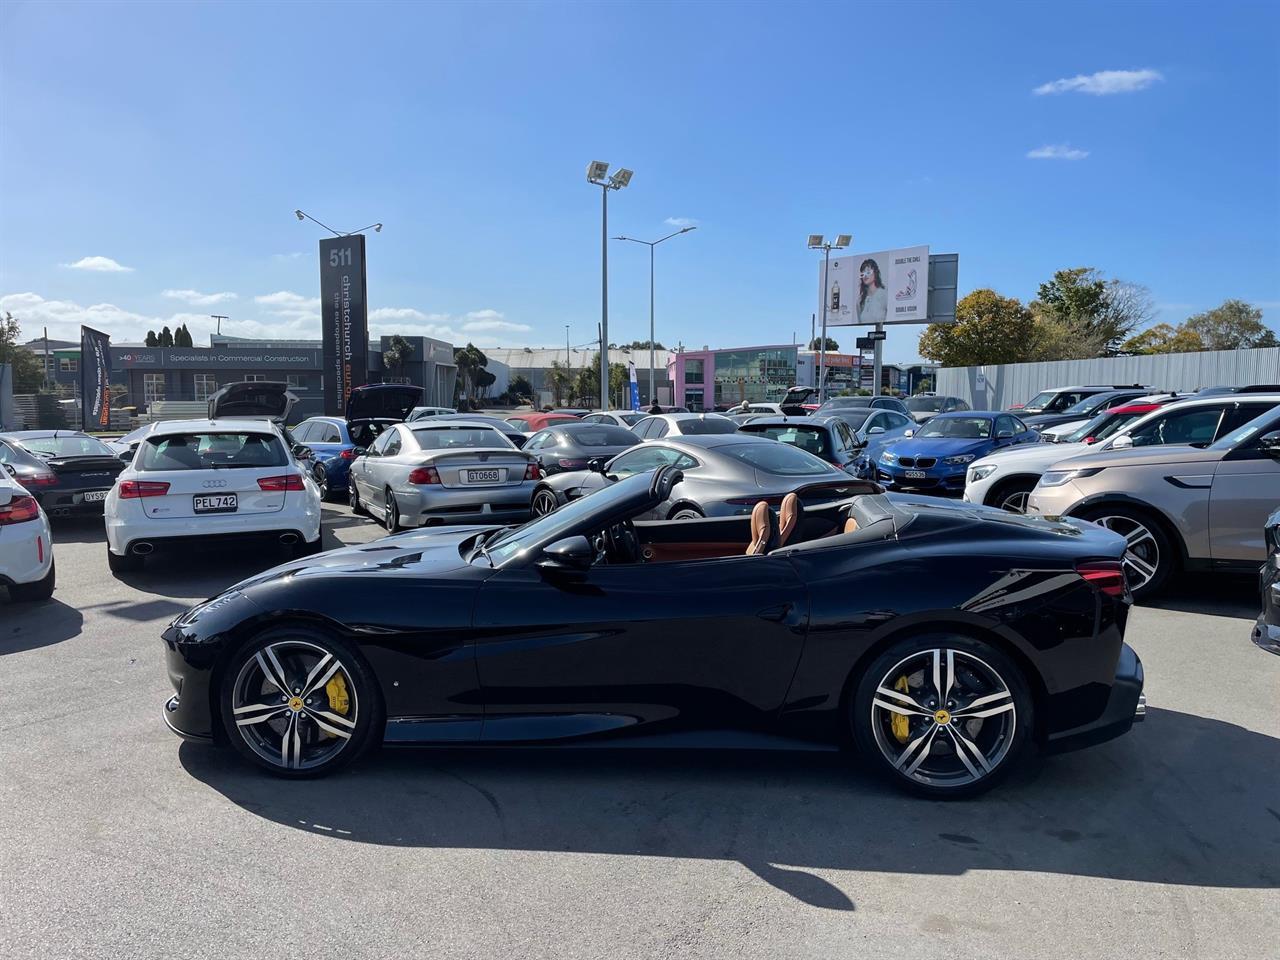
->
[614, 226, 697, 406]
[586, 162, 633, 412]
[807, 234, 851, 404]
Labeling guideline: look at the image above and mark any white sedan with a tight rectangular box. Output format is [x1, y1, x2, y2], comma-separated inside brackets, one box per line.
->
[0, 467, 55, 601]
[104, 418, 322, 574]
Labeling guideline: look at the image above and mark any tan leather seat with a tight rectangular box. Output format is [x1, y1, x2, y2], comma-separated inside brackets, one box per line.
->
[746, 501, 776, 555]
[778, 493, 802, 546]
[844, 516, 859, 534]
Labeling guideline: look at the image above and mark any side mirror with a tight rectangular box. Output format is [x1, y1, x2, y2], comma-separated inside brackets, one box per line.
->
[3, 463, 15, 478]
[903, 429, 914, 438]
[1258, 430, 1280, 456]
[1111, 434, 1134, 450]
[587, 457, 606, 473]
[352, 446, 368, 457]
[996, 430, 1013, 440]
[292, 444, 313, 460]
[537, 536, 595, 573]
[868, 426, 885, 435]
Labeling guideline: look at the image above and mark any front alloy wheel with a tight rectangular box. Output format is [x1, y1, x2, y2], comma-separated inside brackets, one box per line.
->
[222, 632, 378, 777]
[531, 488, 559, 518]
[854, 636, 1031, 798]
[313, 465, 330, 501]
[1090, 512, 1168, 597]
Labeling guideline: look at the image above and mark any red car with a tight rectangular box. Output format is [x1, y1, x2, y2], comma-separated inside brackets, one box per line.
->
[505, 412, 582, 433]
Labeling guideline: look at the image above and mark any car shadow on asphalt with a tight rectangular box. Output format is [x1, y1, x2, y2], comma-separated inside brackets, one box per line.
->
[1, 598, 83, 654]
[1144, 573, 1259, 620]
[178, 706, 1280, 910]
[47, 516, 108, 544]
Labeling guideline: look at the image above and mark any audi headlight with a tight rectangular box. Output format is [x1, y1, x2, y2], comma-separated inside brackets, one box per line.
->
[880, 451, 897, 464]
[969, 464, 998, 482]
[1038, 467, 1102, 487]
[944, 454, 976, 466]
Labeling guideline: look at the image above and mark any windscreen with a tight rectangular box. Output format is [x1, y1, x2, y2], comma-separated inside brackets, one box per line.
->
[412, 426, 513, 449]
[18, 435, 115, 458]
[741, 425, 832, 458]
[819, 397, 871, 411]
[1021, 391, 1056, 411]
[675, 418, 738, 435]
[563, 425, 638, 447]
[617, 413, 645, 426]
[917, 417, 992, 439]
[1064, 409, 1153, 444]
[717, 441, 835, 476]
[1062, 393, 1113, 414]
[139, 432, 287, 470]
[905, 396, 945, 413]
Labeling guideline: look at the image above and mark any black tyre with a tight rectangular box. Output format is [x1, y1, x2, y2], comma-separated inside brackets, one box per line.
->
[985, 477, 1037, 514]
[669, 506, 704, 521]
[384, 490, 400, 532]
[349, 481, 366, 517]
[531, 487, 560, 518]
[313, 465, 331, 502]
[852, 633, 1033, 799]
[9, 559, 55, 602]
[107, 548, 143, 574]
[219, 626, 382, 778]
[1076, 505, 1173, 599]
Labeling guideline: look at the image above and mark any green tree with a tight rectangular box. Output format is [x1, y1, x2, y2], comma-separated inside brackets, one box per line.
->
[625, 339, 665, 350]
[917, 289, 1036, 366]
[609, 362, 629, 408]
[508, 373, 534, 402]
[145, 330, 159, 347]
[452, 343, 489, 403]
[1183, 299, 1279, 351]
[1030, 268, 1152, 358]
[572, 354, 599, 406]
[0, 312, 46, 392]
[915, 377, 933, 394]
[1120, 323, 1207, 355]
[382, 335, 414, 379]
[473, 367, 496, 400]
[178, 323, 194, 347]
[809, 336, 840, 351]
[159, 326, 174, 347]
[545, 361, 569, 406]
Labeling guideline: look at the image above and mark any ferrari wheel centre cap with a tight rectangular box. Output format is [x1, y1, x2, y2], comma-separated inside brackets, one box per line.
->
[288, 697, 304, 712]
[933, 709, 951, 725]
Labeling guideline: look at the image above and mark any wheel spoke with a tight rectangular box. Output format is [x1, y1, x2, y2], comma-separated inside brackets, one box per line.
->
[1125, 552, 1157, 581]
[895, 723, 940, 774]
[300, 653, 334, 696]
[932, 648, 955, 702]
[302, 658, 343, 699]
[307, 710, 354, 739]
[953, 690, 1013, 719]
[1125, 528, 1154, 549]
[256, 648, 291, 694]
[280, 712, 301, 769]
[945, 724, 992, 779]
[233, 701, 289, 727]
[874, 685, 930, 716]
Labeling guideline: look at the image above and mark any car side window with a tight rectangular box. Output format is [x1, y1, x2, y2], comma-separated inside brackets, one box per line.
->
[382, 430, 403, 457]
[525, 431, 548, 450]
[835, 421, 855, 449]
[369, 429, 395, 456]
[994, 415, 1017, 436]
[1009, 416, 1028, 434]
[672, 453, 700, 471]
[580, 415, 602, 424]
[292, 422, 316, 442]
[507, 419, 528, 432]
[1216, 403, 1279, 440]
[1130, 407, 1223, 447]
[649, 420, 670, 439]
[609, 446, 670, 477]
[883, 412, 909, 430]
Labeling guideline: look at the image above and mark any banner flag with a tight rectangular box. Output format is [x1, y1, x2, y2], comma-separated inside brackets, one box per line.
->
[80, 325, 112, 430]
[628, 361, 640, 411]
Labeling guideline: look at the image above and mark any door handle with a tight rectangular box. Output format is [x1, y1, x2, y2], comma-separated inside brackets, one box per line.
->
[756, 602, 794, 623]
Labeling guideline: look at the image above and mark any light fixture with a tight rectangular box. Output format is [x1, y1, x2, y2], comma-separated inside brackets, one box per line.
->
[295, 210, 305, 221]
[587, 160, 610, 183]
[807, 234, 825, 249]
[680, 226, 697, 234]
[609, 168, 633, 189]
[834, 234, 853, 248]
[373, 223, 383, 233]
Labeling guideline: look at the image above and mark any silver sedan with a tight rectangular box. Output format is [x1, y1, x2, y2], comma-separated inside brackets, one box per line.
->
[348, 420, 541, 532]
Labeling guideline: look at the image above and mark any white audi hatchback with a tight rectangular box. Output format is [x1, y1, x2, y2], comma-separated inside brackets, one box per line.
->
[104, 418, 322, 573]
[0, 466, 55, 601]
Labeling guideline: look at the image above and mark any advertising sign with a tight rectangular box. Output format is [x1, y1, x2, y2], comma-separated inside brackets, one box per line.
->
[819, 244, 929, 327]
[319, 234, 369, 415]
[628, 361, 640, 411]
[79, 325, 111, 429]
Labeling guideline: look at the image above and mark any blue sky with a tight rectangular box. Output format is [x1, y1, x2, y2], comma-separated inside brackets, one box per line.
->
[1, 0, 1277, 364]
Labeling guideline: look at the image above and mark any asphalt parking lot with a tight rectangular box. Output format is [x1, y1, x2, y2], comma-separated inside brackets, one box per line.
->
[2, 503, 1278, 960]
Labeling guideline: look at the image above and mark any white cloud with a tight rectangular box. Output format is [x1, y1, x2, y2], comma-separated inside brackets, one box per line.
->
[1027, 144, 1090, 161]
[62, 255, 134, 273]
[271, 252, 306, 262]
[1033, 69, 1163, 96]
[0, 291, 209, 344]
[254, 290, 321, 325]
[162, 289, 238, 306]
[664, 217, 699, 228]
[367, 307, 525, 347]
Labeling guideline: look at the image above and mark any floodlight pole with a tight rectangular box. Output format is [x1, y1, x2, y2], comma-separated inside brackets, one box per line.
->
[600, 184, 609, 412]
[872, 324, 884, 397]
[614, 227, 696, 405]
[819, 246, 830, 404]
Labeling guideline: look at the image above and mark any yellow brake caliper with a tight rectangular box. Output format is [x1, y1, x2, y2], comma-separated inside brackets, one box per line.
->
[891, 675, 911, 743]
[321, 673, 350, 738]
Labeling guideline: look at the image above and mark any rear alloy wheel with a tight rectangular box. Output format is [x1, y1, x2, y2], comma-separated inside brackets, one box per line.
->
[531, 488, 559, 518]
[1084, 508, 1171, 598]
[9, 559, 55, 602]
[349, 481, 366, 517]
[988, 478, 1036, 514]
[221, 630, 380, 777]
[313, 465, 331, 501]
[853, 635, 1032, 798]
[384, 490, 400, 533]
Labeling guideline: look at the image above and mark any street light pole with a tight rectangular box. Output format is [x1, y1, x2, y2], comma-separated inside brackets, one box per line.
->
[613, 226, 696, 406]
[586, 162, 633, 412]
[807, 234, 850, 404]
[294, 209, 383, 237]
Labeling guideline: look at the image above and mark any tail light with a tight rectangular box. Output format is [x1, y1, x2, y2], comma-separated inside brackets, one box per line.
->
[23, 473, 57, 487]
[525, 463, 543, 481]
[557, 459, 586, 470]
[257, 474, 305, 492]
[1077, 560, 1127, 597]
[0, 494, 39, 525]
[408, 466, 441, 484]
[119, 480, 170, 499]
[340, 448, 357, 460]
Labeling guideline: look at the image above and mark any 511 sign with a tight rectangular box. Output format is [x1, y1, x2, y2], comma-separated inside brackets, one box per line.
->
[318, 234, 369, 415]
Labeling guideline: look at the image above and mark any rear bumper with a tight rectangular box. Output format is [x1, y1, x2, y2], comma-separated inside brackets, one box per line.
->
[1043, 643, 1145, 753]
[114, 528, 316, 556]
[398, 482, 535, 527]
[877, 468, 966, 494]
[34, 488, 111, 514]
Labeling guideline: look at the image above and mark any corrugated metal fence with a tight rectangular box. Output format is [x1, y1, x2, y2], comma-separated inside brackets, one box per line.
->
[936, 347, 1280, 410]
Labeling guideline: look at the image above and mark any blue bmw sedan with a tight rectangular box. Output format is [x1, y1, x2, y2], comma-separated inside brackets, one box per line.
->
[876, 411, 1038, 495]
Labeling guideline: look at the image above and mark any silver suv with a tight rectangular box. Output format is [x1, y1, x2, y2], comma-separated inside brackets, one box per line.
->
[1026, 402, 1280, 598]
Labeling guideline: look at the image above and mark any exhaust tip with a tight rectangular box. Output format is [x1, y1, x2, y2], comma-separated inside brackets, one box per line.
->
[279, 533, 299, 546]
[132, 542, 154, 555]
[1134, 693, 1146, 722]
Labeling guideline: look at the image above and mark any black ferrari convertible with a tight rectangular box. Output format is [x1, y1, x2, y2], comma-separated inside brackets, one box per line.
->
[162, 466, 1145, 798]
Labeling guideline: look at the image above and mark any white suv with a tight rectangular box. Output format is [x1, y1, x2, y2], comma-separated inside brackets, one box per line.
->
[104, 418, 322, 573]
[0, 467, 55, 601]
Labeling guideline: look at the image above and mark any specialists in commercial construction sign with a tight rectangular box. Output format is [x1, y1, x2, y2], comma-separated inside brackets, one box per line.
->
[319, 234, 369, 415]
[79, 325, 112, 429]
[819, 244, 929, 326]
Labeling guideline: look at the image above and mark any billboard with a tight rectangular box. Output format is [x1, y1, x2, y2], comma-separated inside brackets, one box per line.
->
[819, 244, 929, 326]
[79, 325, 111, 429]
[319, 234, 369, 415]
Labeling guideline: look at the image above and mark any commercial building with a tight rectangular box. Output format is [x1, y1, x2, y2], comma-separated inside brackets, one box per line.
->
[668, 344, 798, 411]
[484, 346, 674, 407]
